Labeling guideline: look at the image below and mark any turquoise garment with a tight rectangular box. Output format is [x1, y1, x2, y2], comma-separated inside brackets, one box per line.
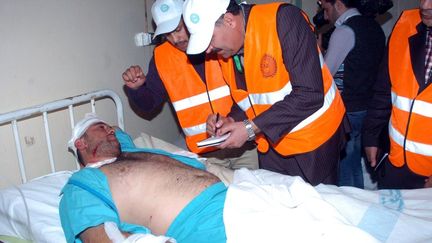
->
[60, 130, 211, 242]
[167, 182, 227, 243]
[60, 170, 227, 243]
[59, 168, 150, 243]
[115, 129, 206, 170]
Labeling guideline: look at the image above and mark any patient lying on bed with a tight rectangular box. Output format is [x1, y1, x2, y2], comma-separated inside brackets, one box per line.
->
[61, 114, 228, 243]
[60, 114, 431, 243]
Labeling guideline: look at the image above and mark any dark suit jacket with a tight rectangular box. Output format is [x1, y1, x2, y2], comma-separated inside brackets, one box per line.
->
[362, 18, 430, 148]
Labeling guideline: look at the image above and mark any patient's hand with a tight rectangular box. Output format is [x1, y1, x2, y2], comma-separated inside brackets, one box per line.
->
[122, 65, 146, 90]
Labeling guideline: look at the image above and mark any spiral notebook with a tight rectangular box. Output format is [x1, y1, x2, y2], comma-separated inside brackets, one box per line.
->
[196, 133, 231, 148]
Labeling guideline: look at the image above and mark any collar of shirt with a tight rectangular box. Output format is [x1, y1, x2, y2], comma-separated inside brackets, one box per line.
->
[335, 8, 361, 27]
[86, 157, 117, 168]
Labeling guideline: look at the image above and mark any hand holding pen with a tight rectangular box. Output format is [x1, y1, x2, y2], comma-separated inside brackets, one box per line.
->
[214, 113, 220, 136]
[206, 113, 234, 137]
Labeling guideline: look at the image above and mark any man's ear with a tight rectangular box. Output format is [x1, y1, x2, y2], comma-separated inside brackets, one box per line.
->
[223, 12, 237, 28]
[75, 138, 87, 151]
[334, 0, 346, 12]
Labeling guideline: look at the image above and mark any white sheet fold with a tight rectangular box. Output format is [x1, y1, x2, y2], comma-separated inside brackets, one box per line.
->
[224, 169, 380, 243]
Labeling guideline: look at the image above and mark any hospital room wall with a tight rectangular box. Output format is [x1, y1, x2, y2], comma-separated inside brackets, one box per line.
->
[0, 0, 422, 184]
[0, 0, 182, 183]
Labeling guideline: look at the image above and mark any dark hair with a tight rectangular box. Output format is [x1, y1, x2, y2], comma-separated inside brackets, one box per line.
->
[356, 0, 393, 17]
[76, 150, 85, 167]
[74, 132, 88, 167]
[321, 0, 357, 8]
[216, 0, 242, 25]
[315, 0, 393, 23]
[226, 0, 242, 15]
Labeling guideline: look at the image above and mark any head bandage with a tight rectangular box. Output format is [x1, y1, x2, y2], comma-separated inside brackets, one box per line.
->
[67, 113, 108, 156]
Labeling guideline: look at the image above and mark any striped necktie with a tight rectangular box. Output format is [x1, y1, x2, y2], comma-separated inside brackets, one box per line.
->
[424, 28, 432, 84]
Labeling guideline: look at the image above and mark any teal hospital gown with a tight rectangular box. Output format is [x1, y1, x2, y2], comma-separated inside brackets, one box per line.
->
[59, 129, 227, 243]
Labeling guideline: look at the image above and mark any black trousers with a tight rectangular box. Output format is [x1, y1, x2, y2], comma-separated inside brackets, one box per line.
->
[376, 157, 427, 189]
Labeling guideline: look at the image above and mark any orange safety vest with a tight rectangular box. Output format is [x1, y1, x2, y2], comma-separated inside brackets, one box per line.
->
[387, 9, 432, 176]
[220, 3, 345, 156]
[154, 42, 233, 153]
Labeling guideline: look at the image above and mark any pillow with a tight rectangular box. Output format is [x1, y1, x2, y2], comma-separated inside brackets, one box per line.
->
[133, 132, 187, 153]
[0, 171, 72, 243]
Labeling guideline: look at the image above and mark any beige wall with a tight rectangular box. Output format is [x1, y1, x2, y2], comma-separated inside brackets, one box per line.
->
[0, 0, 182, 185]
[0, 0, 181, 142]
[0, 0, 422, 186]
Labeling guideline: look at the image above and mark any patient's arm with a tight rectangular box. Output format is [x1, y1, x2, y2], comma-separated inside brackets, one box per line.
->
[80, 223, 174, 243]
[79, 224, 129, 243]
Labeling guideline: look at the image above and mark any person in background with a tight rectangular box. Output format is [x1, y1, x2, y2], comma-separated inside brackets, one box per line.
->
[122, 0, 258, 170]
[362, 0, 432, 189]
[183, 0, 348, 186]
[320, 0, 385, 188]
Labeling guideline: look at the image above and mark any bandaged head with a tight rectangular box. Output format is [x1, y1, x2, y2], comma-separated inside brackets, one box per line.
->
[68, 113, 108, 156]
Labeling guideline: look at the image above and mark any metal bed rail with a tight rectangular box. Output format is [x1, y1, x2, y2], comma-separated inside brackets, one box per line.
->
[0, 89, 124, 183]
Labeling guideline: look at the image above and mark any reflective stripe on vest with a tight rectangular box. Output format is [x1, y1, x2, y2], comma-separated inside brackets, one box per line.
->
[172, 85, 231, 112]
[224, 3, 345, 156]
[292, 81, 337, 133]
[387, 9, 432, 176]
[154, 42, 233, 153]
[237, 75, 338, 134]
[183, 122, 207, 136]
[391, 91, 432, 118]
[389, 122, 432, 157]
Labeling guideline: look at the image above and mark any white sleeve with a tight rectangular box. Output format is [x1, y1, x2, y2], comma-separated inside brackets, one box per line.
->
[324, 25, 355, 76]
[104, 221, 177, 243]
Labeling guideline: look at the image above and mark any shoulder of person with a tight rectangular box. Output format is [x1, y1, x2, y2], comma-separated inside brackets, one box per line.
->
[275, 3, 305, 21]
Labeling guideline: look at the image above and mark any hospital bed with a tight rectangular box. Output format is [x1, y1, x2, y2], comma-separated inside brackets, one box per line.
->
[0, 90, 431, 243]
[0, 89, 184, 243]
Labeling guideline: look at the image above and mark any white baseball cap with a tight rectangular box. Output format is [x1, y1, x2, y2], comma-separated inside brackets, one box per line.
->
[152, 0, 184, 38]
[183, 0, 230, 54]
[68, 113, 108, 156]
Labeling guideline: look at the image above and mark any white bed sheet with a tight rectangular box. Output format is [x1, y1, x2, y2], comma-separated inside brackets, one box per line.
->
[1, 133, 431, 243]
[225, 168, 432, 243]
[0, 171, 72, 242]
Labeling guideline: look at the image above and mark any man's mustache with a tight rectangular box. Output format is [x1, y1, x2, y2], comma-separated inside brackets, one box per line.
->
[421, 9, 432, 16]
[174, 40, 188, 46]
[210, 48, 223, 53]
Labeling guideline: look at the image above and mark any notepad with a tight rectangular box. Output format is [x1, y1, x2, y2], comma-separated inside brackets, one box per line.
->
[197, 133, 231, 148]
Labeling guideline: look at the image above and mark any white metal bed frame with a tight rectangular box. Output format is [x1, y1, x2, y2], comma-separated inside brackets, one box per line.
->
[0, 89, 124, 183]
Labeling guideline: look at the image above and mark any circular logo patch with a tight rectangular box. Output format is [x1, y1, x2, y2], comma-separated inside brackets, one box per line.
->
[190, 13, 200, 24]
[160, 4, 169, 12]
[260, 54, 277, 78]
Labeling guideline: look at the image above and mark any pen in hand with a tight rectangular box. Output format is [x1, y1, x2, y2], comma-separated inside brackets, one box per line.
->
[374, 153, 389, 172]
[214, 113, 220, 136]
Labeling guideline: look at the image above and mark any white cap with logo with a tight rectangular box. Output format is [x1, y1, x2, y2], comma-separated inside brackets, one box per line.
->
[183, 0, 230, 54]
[152, 0, 184, 38]
[68, 113, 107, 156]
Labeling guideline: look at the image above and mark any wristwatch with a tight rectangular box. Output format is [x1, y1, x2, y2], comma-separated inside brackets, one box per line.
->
[243, 119, 256, 141]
